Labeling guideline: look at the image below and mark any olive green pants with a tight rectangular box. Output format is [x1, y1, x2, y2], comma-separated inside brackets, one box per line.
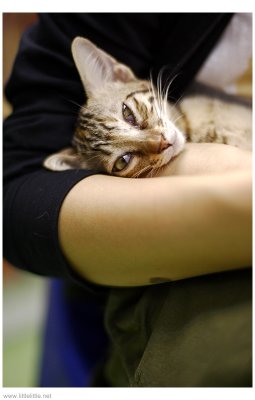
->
[103, 269, 252, 387]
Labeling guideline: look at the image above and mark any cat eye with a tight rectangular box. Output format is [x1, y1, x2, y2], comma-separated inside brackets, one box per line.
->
[113, 153, 132, 172]
[122, 103, 137, 126]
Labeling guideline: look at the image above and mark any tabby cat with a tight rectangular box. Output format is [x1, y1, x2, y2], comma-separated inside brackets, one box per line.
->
[44, 37, 252, 178]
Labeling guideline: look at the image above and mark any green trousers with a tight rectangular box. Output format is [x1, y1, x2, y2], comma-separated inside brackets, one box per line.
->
[103, 269, 252, 387]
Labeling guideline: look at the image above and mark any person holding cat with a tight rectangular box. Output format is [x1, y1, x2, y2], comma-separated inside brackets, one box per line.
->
[3, 13, 252, 387]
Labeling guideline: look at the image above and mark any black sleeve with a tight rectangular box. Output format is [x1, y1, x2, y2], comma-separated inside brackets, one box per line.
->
[3, 13, 160, 281]
[3, 13, 232, 283]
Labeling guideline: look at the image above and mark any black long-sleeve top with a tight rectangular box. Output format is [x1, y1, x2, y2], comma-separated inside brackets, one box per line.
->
[3, 13, 233, 284]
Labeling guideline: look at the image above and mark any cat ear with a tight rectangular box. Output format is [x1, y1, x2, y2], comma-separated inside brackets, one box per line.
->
[43, 148, 85, 171]
[71, 37, 136, 96]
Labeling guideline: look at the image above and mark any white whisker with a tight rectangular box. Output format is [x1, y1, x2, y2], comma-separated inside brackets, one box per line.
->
[172, 113, 185, 126]
[161, 73, 181, 127]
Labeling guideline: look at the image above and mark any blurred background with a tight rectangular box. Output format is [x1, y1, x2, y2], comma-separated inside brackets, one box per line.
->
[3, 13, 49, 387]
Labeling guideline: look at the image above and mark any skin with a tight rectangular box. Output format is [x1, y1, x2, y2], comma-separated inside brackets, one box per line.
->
[58, 143, 252, 287]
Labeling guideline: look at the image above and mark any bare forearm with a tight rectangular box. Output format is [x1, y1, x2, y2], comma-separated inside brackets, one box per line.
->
[58, 170, 252, 287]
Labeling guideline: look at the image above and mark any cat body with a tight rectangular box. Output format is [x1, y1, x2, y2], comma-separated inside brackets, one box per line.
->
[178, 96, 251, 150]
[44, 37, 252, 177]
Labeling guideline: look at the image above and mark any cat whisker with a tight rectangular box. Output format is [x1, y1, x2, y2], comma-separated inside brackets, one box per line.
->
[59, 97, 90, 117]
[163, 72, 180, 97]
[152, 92, 161, 120]
[168, 92, 185, 114]
[82, 153, 102, 163]
[174, 93, 185, 108]
[132, 165, 153, 178]
[151, 68, 179, 125]
[162, 73, 179, 117]
[158, 70, 167, 120]
[164, 92, 185, 130]
[149, 166, 161, 178]
[148, 168, 155, 178]
[67, 96, 94, 115]
[63, 98, 84, 109]
[172, 113, 185, 126]
[165, 72, 182, 103]
[62, 98, 91, 116]
[73, 137, 85, 144]
[158, 73, 181, 127]
[156, 67, 177, 122]
[156, 71, 163, 118]
[149, 73, 162, 120]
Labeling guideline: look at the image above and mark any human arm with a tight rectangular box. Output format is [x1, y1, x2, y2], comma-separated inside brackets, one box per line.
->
[160, 142, 252, 176]
[3, 13, 236, 288]
[59, 143, 252, 287]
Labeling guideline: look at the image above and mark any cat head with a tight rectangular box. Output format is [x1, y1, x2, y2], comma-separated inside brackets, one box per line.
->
[44, 37, 185, 177]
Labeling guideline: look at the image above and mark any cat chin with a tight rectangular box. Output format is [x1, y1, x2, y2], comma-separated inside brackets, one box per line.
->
[158, 144, 175, 167]
[172, 131, 186, 156]
[163, 129, 185, 163]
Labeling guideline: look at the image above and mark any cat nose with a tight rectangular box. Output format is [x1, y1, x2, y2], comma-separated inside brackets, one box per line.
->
[146, 133, 171, 154]
[158, 135, 172, 153]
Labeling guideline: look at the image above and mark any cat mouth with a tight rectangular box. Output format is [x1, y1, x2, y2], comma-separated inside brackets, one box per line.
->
[158, 142, 175, 167]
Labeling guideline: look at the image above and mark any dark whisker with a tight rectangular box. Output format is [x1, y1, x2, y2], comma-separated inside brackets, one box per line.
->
[132, 165, 153, 178]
